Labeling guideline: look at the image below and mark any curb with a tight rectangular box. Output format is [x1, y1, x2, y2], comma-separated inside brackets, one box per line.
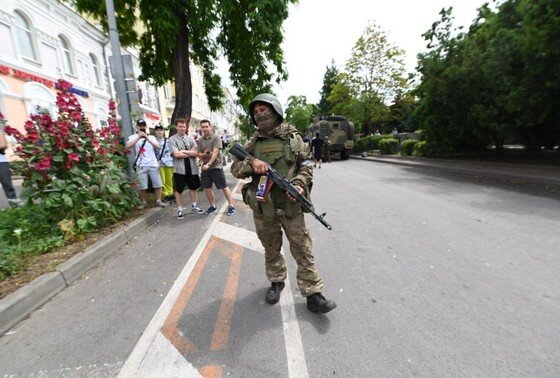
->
[0, 206, 167, 335]
[350, 155, 560, 187]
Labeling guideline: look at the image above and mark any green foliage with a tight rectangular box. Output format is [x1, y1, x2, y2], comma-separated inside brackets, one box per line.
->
[285, 95, 314, 134]
[379, 138, 399, 155]
[0, 204, 65, 279]
[1, 80, 139, 280]
[73, 0, 297, 123]
[328, 22, 408, 135]
[412, 140, 443, 157]
[415, 1, 560, 152]
[400, 139, 419, 156]
[237, 113, 255, 142]
[318, 60, 339, 115]
[353, 135, 385, 152]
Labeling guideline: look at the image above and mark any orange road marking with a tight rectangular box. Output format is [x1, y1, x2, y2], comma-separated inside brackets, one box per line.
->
[161, 235, 245, 376]
[199, 365, 223, 378]
[211, 242, 243, 350]
[161, 237, 217, 355]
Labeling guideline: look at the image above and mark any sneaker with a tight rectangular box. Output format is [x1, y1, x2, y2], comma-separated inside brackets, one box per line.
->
[226, 205, 235, 216]
[165, 195, 175, 203]
[206, 205, 217, 214]
[177, 209, 185, 219]
[138, 201, 147, 210]
[8, 198, 23, 207]
[156, 200, 166, 208]
[265, 281, 285, 304]
[306, 293, 337, 314]
[191, 205, 205, 215]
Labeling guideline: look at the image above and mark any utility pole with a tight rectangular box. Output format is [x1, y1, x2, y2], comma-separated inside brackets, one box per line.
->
[105, 0, 135, 177]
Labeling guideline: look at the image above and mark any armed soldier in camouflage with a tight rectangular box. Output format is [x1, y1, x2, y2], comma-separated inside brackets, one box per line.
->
[231, 93, 337, 314]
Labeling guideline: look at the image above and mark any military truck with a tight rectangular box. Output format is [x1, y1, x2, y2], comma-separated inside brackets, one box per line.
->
[307, 115, 355, 160]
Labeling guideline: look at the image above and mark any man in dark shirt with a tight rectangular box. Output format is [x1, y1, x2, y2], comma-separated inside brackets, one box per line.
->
[310, 132, 324, 169]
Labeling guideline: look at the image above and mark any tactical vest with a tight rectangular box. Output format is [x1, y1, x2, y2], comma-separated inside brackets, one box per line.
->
[242, 136, 303, 218]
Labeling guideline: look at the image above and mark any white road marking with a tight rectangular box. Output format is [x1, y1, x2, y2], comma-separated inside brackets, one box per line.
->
[213, 221, 264, 254]
[119, 180, 308, 377]
[213, 221, 309, 377]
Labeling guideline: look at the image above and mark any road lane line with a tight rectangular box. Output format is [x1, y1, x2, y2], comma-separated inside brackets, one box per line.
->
[214, 224, 308, 377]
[280, 275, 309, 378]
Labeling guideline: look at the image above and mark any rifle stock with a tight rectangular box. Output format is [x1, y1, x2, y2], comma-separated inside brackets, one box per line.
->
[230, 143, 332, 230]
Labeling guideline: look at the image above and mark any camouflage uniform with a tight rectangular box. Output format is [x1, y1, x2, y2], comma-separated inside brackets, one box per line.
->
[323, 138, 332, 162]
[231, 123, 324, 297]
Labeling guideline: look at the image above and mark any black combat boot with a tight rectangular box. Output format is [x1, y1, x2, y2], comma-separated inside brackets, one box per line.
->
[306, 293, 337, 314]
[265, 281, 285, 304]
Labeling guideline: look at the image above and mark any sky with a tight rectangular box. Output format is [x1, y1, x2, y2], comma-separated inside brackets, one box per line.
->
[258, 0, 490, 107]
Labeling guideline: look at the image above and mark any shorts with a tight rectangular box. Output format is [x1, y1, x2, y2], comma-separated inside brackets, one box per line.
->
[174, 173, 201, 192]
[138, 166, 162, 190]
[314, 151, 323, 160]
[200, 168, 227, 190]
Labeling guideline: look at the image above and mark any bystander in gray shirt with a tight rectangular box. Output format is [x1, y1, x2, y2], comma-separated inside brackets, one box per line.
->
[168, 133, 199, 175]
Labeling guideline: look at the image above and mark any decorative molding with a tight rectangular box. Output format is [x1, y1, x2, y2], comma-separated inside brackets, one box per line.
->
[36, 30, 58, 46]
[0, 10, 14, 25]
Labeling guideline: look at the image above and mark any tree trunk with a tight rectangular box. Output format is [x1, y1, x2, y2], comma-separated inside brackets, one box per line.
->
[171, 12, 192, 127]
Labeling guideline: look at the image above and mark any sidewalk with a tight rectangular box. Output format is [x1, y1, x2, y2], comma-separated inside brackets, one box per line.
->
[0, 206, 167, 334]
[0, 178, 22, 210]
[350, 154, 560, 187]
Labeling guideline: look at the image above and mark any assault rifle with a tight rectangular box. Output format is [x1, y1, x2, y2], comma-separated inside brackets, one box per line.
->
[230, 143, 332, 230]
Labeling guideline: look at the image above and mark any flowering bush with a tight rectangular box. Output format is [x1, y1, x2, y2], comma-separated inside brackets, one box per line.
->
[4, 79, 139, 234]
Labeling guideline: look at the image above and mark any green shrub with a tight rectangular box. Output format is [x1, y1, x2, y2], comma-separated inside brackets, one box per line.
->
[0, 79, 140, 280]
[400, 139, 419, 156]
[412, 141, 443, 157]
[0, 204, 65, 279]
[7, 160, 26, 177]
[354, 135, 385, 152]
[379, 138, 399, 154]
[4, 79, 138, 235]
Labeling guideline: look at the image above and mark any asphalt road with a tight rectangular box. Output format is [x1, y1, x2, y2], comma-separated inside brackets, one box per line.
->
[1, 160, 559, 377]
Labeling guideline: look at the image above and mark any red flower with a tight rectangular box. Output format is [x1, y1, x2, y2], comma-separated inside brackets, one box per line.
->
[35, 155, 52, 171]
[4, 125, 23, 139]
[57, 79, 73, 91]
[68, 152, 80, 162]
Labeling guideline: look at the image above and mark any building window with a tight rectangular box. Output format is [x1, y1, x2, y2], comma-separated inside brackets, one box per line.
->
[14, 11, 37, 60]
[23, 82, 56, 117]
[90, 53, 101, 86]
[59, 35, 74, 75]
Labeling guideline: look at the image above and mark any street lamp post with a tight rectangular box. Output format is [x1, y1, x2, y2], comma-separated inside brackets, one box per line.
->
[105, 0, 135, 177]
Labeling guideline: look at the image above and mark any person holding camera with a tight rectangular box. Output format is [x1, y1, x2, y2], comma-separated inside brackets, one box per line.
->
[126, 119, 166, 209]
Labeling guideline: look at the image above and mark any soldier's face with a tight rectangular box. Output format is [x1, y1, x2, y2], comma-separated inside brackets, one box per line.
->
[253, 103, 270, 117]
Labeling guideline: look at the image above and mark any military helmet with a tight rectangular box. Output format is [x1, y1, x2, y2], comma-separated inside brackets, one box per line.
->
[249, 93, 284, 125]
